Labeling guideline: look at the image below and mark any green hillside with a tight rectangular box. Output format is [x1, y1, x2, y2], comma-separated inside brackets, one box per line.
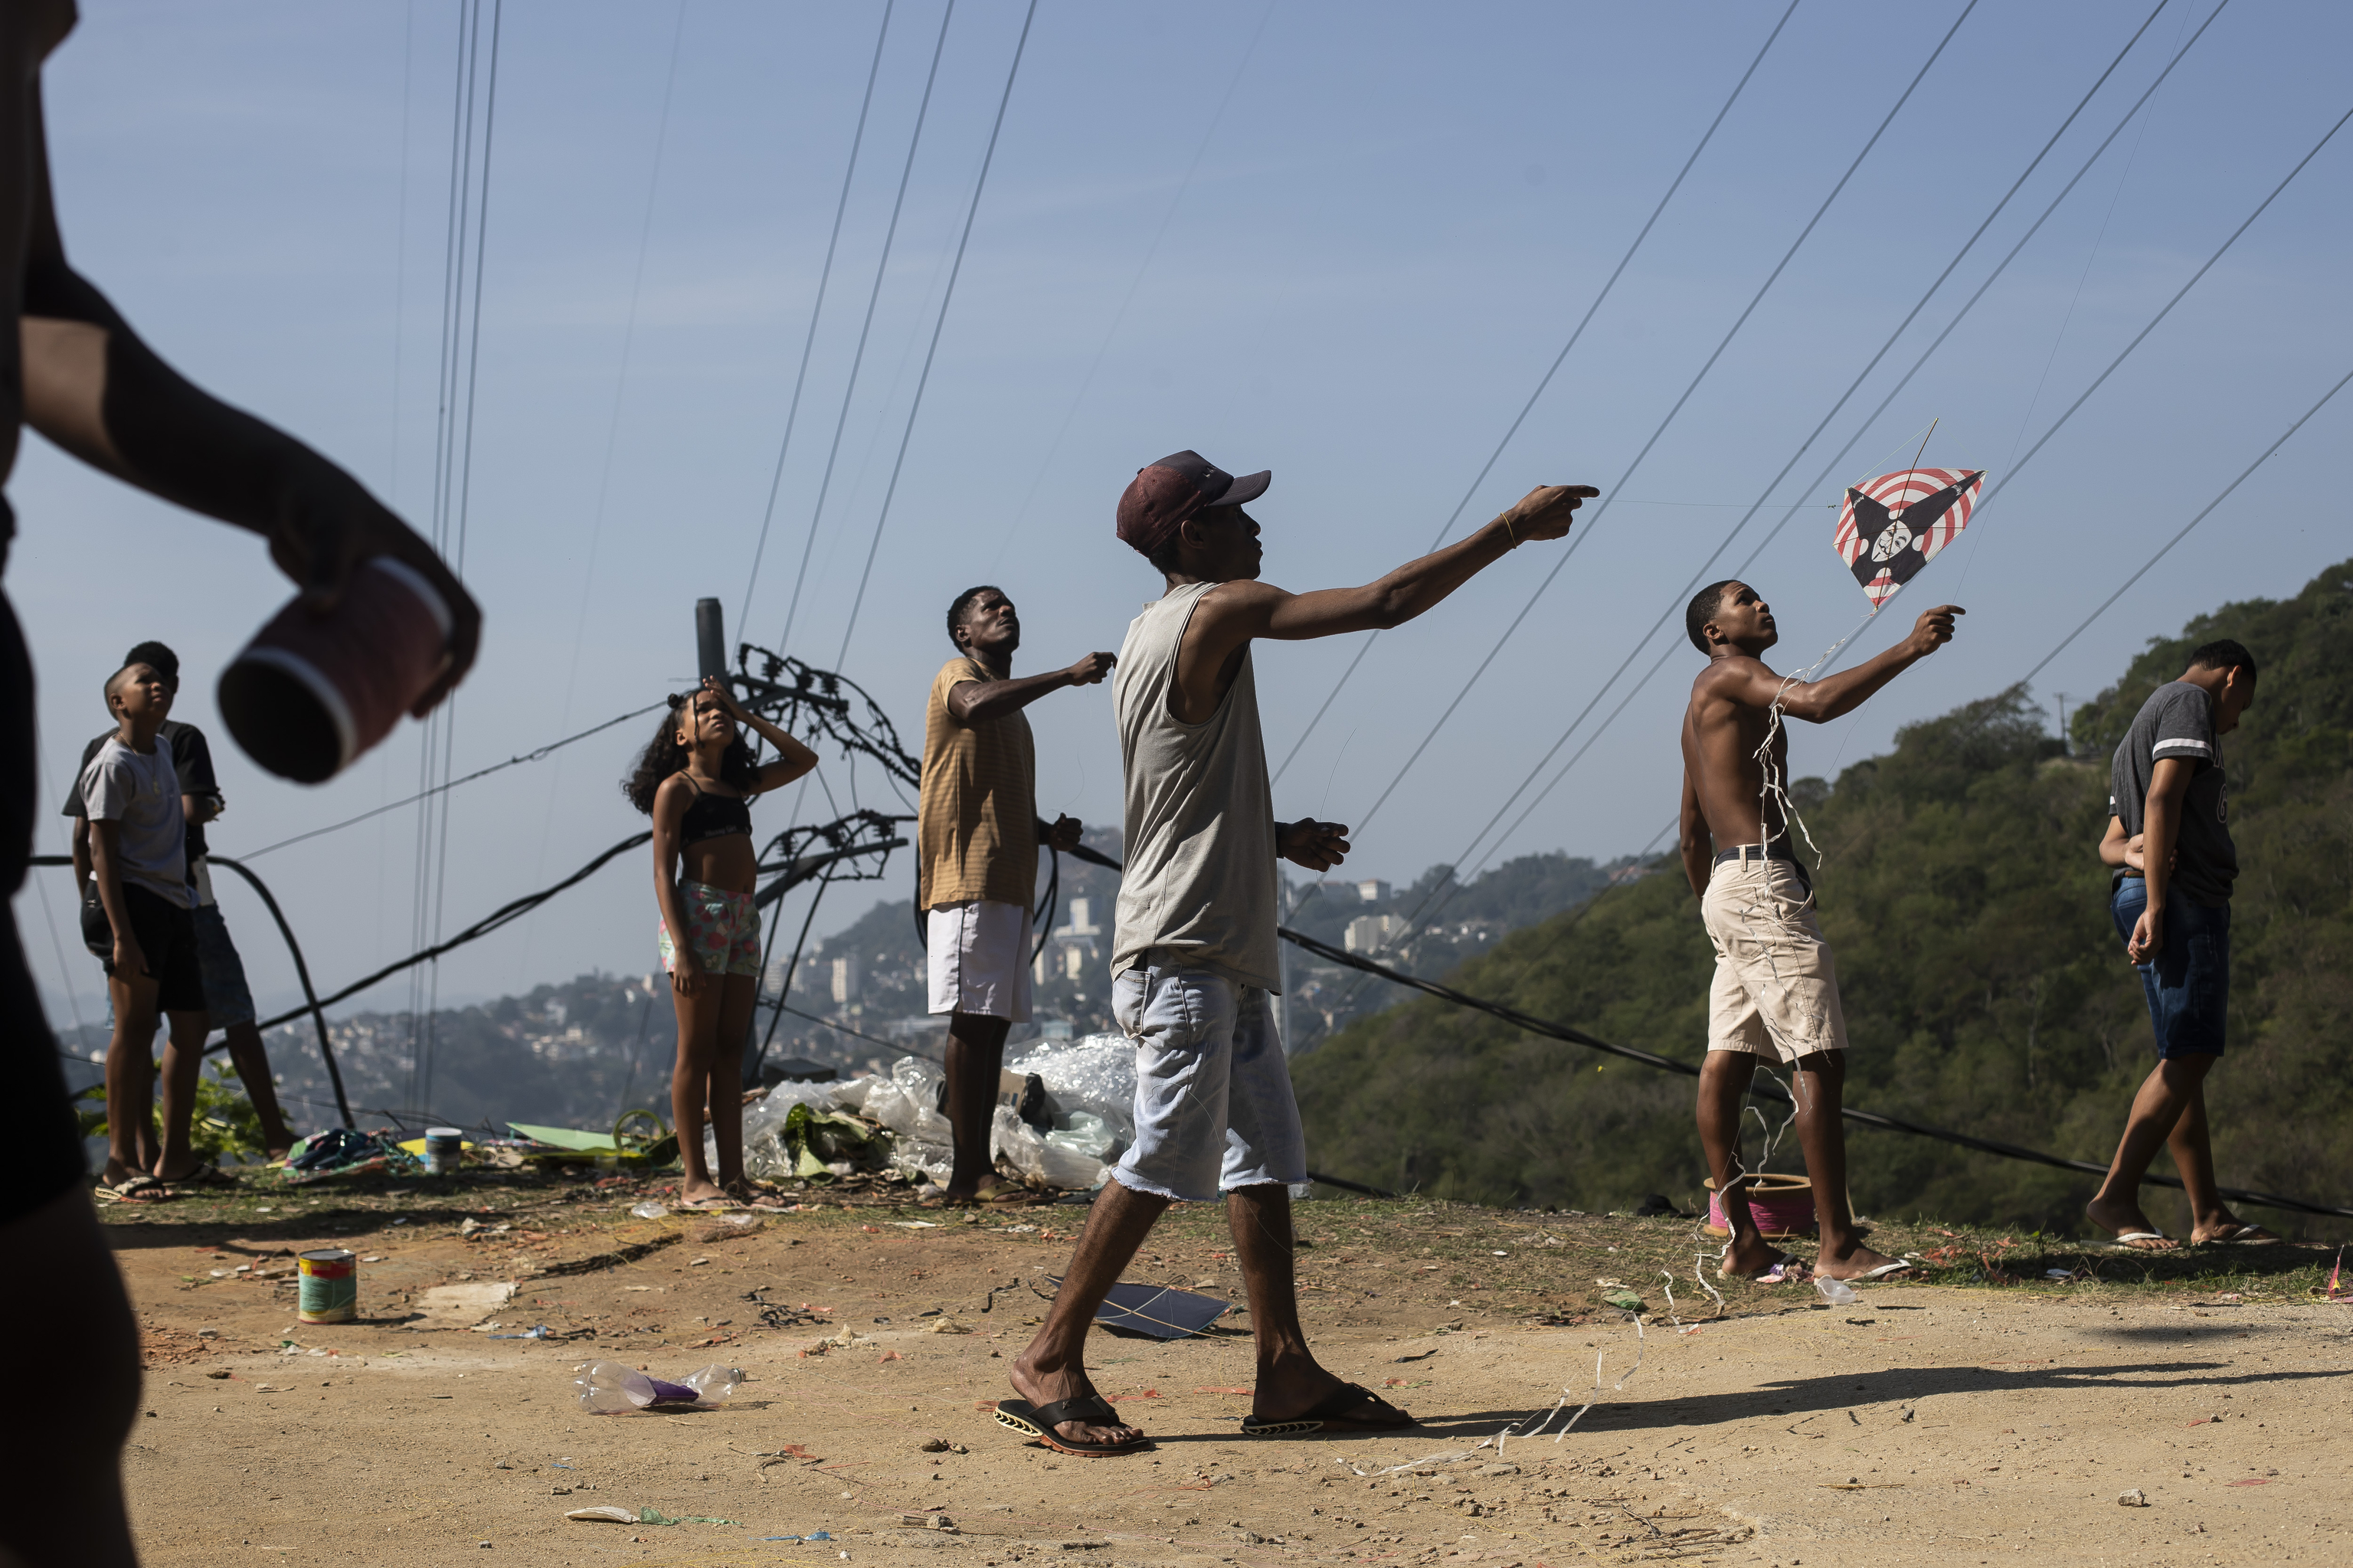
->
[1293, 559, 2353, 1241]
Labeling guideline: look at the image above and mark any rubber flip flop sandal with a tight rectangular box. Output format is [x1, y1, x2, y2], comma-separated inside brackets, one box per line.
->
[161, 1160, 238, 1189]
[2198, 1224, 2282, 1246]
[97, 1176, 170, 1203]
[1242, 1382, 1415, 1437]
[677, 1195, 745, 1213]
[994, 1397, 1153, 1457]
[1846, 1261, 1916, 1282]
[2104, 1231, 2174, 1252]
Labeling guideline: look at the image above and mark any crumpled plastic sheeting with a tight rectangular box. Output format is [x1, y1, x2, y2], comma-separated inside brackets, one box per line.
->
[991, 1105, 1108, 1190]
[1008, 1033, 1138, 1142]
[721, 1081, 843, 1183]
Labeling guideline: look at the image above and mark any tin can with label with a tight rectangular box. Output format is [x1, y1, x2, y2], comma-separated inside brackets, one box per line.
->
[296, 1248, 358, 1324]
[422, 1127, 465, 1175]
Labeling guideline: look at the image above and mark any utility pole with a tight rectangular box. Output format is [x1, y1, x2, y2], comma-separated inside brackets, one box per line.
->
[2053, 692, 2072, 758]
[696, 597, 728, 683]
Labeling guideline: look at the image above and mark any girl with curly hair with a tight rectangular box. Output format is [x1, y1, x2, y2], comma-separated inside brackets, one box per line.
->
[624, 677, 818, 1210]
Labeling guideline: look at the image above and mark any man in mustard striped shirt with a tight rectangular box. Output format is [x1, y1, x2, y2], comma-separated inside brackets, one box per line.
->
[918, 585, 1114, 1203]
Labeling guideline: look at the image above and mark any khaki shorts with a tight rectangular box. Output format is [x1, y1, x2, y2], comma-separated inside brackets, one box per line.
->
[1700, 858, 1848, 1063]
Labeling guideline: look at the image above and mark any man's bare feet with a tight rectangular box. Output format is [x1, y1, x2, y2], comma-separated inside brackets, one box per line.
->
[1008, 1347, 1143, 1449]
[2086, 1195, 2178, 1250]
[1718, 1232, 1790, 1279]
[1814, 1238, 1910, 1280]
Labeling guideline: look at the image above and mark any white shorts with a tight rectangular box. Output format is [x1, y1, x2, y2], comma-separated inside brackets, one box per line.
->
[1700, 857, 1848, 1063]
[926, 899, 1033, 1023]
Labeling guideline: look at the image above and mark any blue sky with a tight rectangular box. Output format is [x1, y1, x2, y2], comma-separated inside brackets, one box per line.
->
[15, 0, 2351, 1039]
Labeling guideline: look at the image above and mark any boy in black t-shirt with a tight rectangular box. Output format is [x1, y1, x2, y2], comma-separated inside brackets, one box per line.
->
[2086, 637, 2274, 1249]
[69, 641, 295, 1174]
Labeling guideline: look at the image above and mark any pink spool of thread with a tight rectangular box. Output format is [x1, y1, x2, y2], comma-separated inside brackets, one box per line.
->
[218, 556, 453, 784]
[1703, 1174, 1816, 1239]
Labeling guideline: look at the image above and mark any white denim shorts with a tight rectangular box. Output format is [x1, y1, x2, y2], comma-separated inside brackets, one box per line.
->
[926, 899, 1033, 1023]
[1108, 956, 1306, 1203]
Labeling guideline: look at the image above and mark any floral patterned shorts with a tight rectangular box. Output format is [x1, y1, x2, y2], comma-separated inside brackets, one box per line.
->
[658, 880, 762, 980]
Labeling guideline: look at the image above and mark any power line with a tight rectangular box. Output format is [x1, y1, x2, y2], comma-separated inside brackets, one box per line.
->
[1279, 925, 2353, 1219]
[1314, 0, 2251, 1013]
[1269, 0, 1801, 785]
[1313, 73, 2348, 1051]
[835, 0, 1042, 669]
[989, 0, 1281, 574]
[2018, 359, 2353, 689]
[741, 2, 897, 627]
[1344, 0, 1981, 837]
[772, 0, 957, 659]
[1379, 0, 2187, 897]
[237, 701, 666, 861]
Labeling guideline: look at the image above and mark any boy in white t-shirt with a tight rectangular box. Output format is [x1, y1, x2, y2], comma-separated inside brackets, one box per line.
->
[80, 662, 211, 1200]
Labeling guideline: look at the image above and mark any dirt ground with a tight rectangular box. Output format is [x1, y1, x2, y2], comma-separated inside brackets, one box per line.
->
[101, 1177, 2351, 1567]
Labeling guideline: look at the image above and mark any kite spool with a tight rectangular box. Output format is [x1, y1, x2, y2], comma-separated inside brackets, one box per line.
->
[1702, 1174, 1815, 1239]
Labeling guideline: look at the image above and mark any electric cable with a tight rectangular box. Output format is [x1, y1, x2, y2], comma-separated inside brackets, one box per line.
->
[239, 701, 666, 860]
[773, 0, 957, 659]
[741, 1, 898, 627]
[1392, 0, 2178, 880]
[834, 0, 1042, 669]
[1319, 2, 2292, 1010]
[1278, 925, 2353, 1219]
[1343, 1, 1981, 837]
[1268, 0, 1801, 784]
[2017, 360, 2353, 689]
[417, 0, 506, 1118]
[989, 0, 1281, 571]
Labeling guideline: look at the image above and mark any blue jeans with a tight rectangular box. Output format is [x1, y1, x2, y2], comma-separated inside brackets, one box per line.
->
[2110, 879, 2229, 1058]
[1108, 957, 1307, 1203]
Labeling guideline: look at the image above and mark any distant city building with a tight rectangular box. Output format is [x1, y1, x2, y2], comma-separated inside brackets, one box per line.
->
[830, 953, 862, 1006]
[1035, 895, 1104, 984]
[1608, 863, 1656, 885]
[1344, 912, 1406, 954]
[1354, 879, 1392, 904]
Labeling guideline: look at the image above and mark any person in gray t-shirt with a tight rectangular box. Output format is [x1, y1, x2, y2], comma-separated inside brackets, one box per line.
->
[2085, 638, 2271, 1250]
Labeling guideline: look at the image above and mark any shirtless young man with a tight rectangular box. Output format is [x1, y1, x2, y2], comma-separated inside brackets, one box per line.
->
[997, 451, 1593, 1455]
[1677, 581, 1959, 1282]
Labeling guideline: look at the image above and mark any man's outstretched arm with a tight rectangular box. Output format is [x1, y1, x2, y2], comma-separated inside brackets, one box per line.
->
[1712, 605, 1963, 724]
[947, 652, 1115, 724]
[1190, 485, 1595, 655]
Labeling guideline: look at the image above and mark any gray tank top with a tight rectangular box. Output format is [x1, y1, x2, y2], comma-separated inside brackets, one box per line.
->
[1111, 581, 1279, 990]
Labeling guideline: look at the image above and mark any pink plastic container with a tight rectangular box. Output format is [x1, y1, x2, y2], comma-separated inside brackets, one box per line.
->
[218, 556, 453, 784]
[1703, 1174, 1816, 1239]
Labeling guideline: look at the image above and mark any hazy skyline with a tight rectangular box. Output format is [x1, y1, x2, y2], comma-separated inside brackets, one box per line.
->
[15, 0, 2351, 1042]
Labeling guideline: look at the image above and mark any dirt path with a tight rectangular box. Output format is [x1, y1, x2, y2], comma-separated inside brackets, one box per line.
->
[106, 1190, 2351, 1566]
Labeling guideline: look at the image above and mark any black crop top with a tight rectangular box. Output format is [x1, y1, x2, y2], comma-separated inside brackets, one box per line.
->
[678, 776, 753, 846]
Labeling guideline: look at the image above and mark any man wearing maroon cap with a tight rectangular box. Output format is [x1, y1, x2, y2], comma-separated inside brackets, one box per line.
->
[994, 450, 1594, 1455]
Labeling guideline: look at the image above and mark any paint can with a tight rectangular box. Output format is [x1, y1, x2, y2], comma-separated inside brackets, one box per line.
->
[422, 1128, 465, 1176]
[1702, 1174, 1816, 1239]
[296, 1249, 358, 1324]
[218, 555, 453, 783]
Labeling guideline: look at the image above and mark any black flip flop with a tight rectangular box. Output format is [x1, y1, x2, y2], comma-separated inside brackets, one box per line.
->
[994, 1396, 1153, 1457]
[1242, 1382, 1415, 1437]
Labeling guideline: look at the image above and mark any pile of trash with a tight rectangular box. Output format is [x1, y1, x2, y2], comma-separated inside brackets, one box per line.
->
[723, 1034, 1139, 1194]
[280, 1128, 417, 1183]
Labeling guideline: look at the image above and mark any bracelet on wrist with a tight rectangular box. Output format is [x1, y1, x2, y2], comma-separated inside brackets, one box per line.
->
[1500, 513, 1518, 547]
